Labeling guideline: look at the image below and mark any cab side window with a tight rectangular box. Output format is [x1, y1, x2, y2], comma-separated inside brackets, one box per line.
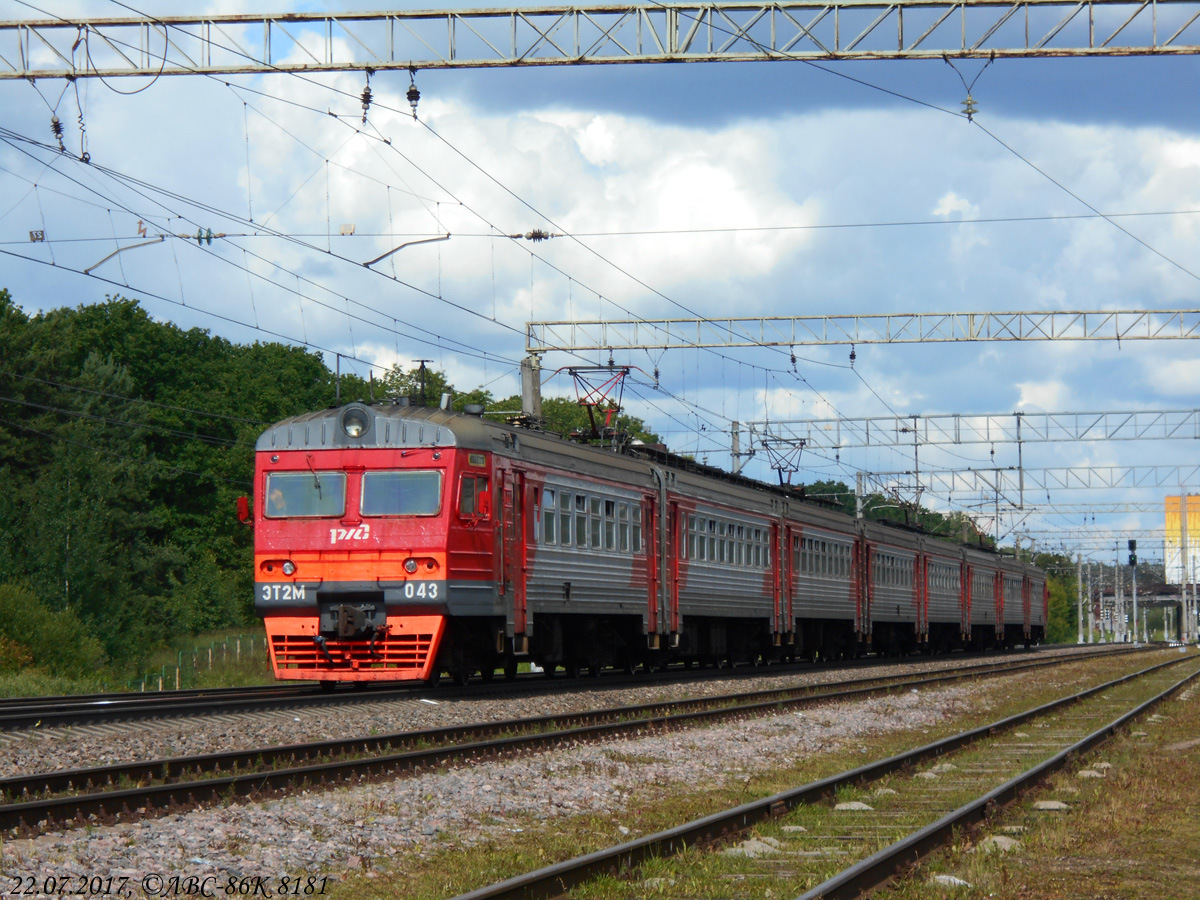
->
[458, 474, 490, 516]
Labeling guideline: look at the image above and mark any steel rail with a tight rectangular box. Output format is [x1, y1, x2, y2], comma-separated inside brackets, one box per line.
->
[0, 683, 374, 732]
[799, 659, 1200, 898]
[0, 644, 1085, 732]
[446, 652, 1198, 900]
[0, 650, 1132, 835]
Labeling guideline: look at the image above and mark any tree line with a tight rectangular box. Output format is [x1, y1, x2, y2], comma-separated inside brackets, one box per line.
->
[0, 290, 1075, 682]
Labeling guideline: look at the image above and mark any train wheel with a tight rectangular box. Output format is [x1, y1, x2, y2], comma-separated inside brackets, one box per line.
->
[504, 658, 519, 680]
[567, 659, 583, 679]
[588, 662, 601, 678]
[452, 667, 472, 687]
[480, 665, 496, 683]
[319, 680, 336, 693]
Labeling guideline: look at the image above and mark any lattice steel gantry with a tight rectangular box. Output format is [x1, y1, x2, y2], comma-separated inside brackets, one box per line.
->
[7, 1, 1200, 80]
[748, 408, 1200, 450]
[527, 310, 1200, 352]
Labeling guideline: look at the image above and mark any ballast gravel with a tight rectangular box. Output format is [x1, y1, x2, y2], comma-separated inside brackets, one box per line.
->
[0, 649, 1103, 888]
[1, 688, 982, 887]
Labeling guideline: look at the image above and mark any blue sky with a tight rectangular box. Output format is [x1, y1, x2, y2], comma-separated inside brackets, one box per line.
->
[3, 0, 1200, 565]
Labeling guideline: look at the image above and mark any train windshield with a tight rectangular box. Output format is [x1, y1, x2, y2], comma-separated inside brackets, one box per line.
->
[264, 471, 346, 518]
[362, 470, 443, 517]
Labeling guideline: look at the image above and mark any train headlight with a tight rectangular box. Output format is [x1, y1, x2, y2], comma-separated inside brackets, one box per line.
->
[340, 406, 370, 438]
[404, 559, 418, 574]
[282, 561, 296, 575]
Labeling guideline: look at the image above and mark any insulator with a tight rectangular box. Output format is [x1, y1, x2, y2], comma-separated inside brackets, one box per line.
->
[50, 115, 63, 138]
[407, 83, 420, 119]
[962, 95, 978, 121]
[360, 85, 372, 124]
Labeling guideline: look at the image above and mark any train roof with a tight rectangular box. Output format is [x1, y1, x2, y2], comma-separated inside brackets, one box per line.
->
[255, 402, 496, 453]
[255, 403, 1035, 569]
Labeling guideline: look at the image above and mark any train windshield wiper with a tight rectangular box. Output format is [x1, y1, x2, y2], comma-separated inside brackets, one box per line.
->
[306, 454, 322, 498]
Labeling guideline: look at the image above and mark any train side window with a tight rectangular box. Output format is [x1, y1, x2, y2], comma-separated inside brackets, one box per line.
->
[542, 489, 556, 543]
[604, 500, 616, 551]
[558, 490, 572, 545]
[632, 505, 642, 554]
[458, 474, 491, 518]
[575, 494, 588, 549]
[618, 502, 630, 553]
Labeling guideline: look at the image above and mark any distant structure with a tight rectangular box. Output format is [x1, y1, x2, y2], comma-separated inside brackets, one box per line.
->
[1164, 495, 1200, 585]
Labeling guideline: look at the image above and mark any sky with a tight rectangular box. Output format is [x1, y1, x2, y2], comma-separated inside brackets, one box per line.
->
[3, 0, 1200, 569]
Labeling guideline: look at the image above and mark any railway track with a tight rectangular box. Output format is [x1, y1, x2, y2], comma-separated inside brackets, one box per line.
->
[0, 644, 1132, 734]
[0, 648, 1147, 837]
[445, 651, 1200, 900]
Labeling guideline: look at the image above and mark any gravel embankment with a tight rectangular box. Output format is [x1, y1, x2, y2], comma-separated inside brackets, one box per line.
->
[0, 647, 1101, 774]
[0, 647, 1112, 888]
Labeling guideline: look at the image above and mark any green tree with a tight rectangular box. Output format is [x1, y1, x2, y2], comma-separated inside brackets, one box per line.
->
[0, 583, 106, 677]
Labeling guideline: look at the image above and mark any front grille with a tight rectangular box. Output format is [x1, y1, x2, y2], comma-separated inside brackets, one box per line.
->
[271, 633, 434, 672]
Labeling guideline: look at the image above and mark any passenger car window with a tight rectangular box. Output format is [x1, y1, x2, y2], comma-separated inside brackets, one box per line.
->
[264, 471, 346, 518]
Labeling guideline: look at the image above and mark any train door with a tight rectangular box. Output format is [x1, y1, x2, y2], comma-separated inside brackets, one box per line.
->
[994, 571, 1004, 639]
[916, 553, 928, 642]
[780, 522, 797, 641]
[855, 539, 874, 643]
[498, 468, 528, 638]
[1022, 576, 1033, 638]
[771, 522, 783, 638]
[644, 494, 661, 636]
[961, 562, 971, 641]
[667, 501, 681, 635]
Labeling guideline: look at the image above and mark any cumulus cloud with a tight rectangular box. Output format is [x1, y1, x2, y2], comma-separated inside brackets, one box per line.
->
[4, 50, 1199, 530]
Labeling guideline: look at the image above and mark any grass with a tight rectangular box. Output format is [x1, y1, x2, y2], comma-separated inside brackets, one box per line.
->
[883, 651, 1200, 898]
[329, 648, 1187, 900]
[0, 628, 274, 697]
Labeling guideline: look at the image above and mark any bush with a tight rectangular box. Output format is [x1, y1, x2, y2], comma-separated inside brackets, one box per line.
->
[0, 583, 107, 677]
[0, 635, 33, 673]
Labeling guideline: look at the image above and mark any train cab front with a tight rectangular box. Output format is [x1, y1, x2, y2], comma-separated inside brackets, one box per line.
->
[253, 403, 471, 684]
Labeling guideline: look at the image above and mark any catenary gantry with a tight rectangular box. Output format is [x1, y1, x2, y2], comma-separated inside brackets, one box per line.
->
[5, 0, 1200, 80]
[862, 464, 1200, 496]
[526, 310, 1200, 352]
[748, 408, 1200, 450]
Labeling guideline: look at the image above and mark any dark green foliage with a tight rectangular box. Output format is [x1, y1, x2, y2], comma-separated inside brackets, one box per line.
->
[379, 365, 662, 444]
[1033, 551, 1079, 643]
[798, 478, 994, 548]
[0, 290, 345, 673]
[0, 583, 106, 677]
[491, 393, 662, 445]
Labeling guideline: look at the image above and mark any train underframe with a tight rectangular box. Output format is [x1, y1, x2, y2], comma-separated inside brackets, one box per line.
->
[266, 608, 1042, 686]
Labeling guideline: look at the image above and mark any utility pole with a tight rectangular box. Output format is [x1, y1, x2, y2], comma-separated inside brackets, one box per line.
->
[1181, 493, 1190, 642]
[520, 354, 543, 421]
[1076, 556, 1083, 644]
[1108, 554, 1118, 643]
[1087, 561, 1094, 643]
[1130, 541, 1140, 645]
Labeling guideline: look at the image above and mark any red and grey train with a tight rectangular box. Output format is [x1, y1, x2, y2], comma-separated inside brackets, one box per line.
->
[252, 402, 1047, 685]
